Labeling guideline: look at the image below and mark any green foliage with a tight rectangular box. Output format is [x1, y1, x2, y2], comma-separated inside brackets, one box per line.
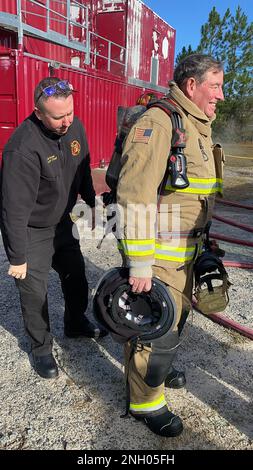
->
[176, 6, 253, 142]
[198, 7, 231, 58]
[175, 45, 196, 66]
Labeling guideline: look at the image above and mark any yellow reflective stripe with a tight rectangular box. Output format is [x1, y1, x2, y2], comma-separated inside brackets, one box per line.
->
[165, 187, 223, 194]
[119, 239, 155, 257]
[165, 177, 223, 194]
[155, 243, 196, 262]
[118, 240, 197, 262]
[130, 394, 166, 413]
[188, 177, 222, 184]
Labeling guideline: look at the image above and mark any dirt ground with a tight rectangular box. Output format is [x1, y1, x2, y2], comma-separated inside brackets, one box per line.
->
[222, 143, 253, 201]
[0, 144, 252, 452]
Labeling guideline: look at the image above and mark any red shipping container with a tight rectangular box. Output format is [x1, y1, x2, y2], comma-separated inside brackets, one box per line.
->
[0, 0, 175, 167]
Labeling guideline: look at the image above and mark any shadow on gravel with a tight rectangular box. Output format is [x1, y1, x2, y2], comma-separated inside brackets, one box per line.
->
[0, 237, 252, 448]
[175, 318, 253, 440]
[51, 257, 127, 416]
[0, 244, 126, 415]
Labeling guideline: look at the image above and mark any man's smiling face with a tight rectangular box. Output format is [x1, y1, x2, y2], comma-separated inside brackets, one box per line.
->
[191, 69, 224, 118]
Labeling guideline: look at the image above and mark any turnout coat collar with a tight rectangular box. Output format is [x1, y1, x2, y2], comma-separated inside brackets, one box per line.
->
[168, 81, 214, 138]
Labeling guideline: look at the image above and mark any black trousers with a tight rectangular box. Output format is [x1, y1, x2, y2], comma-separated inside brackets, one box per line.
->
[15, 218, 88, 356]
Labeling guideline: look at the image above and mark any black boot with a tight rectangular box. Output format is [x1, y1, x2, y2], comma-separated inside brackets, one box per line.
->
[165, 366, 186, 389]
[133, 407, 183, 437]
[32, 353, 59, 379]
[64, 316, 108, 339]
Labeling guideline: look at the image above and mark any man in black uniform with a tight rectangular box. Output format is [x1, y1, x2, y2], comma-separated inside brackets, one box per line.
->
[0, 77, 106, 379]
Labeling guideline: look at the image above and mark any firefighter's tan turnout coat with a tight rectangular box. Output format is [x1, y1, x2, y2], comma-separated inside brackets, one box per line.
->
[116, 81, 225, 416]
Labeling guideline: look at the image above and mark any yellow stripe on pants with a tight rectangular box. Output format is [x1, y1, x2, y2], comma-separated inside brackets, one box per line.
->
[130, 394, 167, 414]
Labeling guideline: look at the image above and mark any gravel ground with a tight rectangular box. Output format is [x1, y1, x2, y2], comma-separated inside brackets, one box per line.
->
[0, 168, 252, 451]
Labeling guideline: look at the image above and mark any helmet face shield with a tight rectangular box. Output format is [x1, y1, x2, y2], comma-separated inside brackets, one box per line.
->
[93, 268, 177, 344]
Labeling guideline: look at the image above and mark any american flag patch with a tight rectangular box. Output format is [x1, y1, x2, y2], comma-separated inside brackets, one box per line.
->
[132, 127, 153, 143]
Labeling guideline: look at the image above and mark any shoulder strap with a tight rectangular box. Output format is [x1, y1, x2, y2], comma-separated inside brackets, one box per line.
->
[147, 98, 186, 149]
[148, 97, 189, 190]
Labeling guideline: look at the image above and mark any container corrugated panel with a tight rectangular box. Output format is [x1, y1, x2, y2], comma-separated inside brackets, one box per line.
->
[94, 6, 126, 77]
[19, 54, 49, 120]
[0, 0, 175, 166]
[22, 0, 47, 32]
[0, 52, 50, 164]
[0, 52, 17, 162]
[22, 0, 68, 35]
[0, 52, 146, 167]
[49, 0, 67, 35]
[1, 0, 175, 85]
[127, 0, 175, 87]
[65, 65, 143, 167]
[23, 36, 70, 64]
[0, 0, 17, 14]
[0, 30, 17, 49]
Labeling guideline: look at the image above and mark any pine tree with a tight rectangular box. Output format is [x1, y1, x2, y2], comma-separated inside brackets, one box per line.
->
[176, 6, 253, 141]
[198, 7, 230, 59]
[175, 45, 196, 66]
[223, 6, 253, 98]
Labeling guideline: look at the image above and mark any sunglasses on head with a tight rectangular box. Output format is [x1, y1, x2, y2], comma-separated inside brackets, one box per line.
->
[36, 80, 73, 103]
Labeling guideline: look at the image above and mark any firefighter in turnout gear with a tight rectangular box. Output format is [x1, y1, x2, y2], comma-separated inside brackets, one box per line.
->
[116, 54, 225, 437]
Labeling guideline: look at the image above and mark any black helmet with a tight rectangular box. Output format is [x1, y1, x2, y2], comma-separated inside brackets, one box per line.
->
[194, 251, 231, 315]
[93, 267, 177, 344]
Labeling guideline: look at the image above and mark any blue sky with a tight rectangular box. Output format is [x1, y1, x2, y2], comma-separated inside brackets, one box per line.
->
[143, 0, 253, 57]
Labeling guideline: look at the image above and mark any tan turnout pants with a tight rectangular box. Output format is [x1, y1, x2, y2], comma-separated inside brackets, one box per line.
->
[125, 262, 194, 417]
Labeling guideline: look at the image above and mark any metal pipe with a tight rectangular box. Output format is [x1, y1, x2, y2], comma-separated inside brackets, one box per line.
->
[108, 41, 111, 72]
[46, 0, 50, 33]
[17, 0, 23, 47]
[66, 0, 70, 41]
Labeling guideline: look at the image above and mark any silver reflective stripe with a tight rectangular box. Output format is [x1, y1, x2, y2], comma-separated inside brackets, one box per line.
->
[155, 243, 196, 262]
[119, 239, 155, 256]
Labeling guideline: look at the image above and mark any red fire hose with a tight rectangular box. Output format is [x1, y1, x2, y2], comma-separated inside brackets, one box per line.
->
[223, 261, 253, 269]
[212, 213, 253, 233]
[206, 259, 253, 339]
[194, 306, 253, 341]
[207, 313, 253, 340]
[210, 232, 253, 247]
[216, 198, 253, 210]
[203, 200, 253, 339]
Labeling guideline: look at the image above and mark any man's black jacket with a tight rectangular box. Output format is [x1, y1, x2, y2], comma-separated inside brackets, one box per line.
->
[0, 113, 96, 265]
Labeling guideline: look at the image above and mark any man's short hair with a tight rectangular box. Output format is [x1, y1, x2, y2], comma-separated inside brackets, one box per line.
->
[34, 77, 73, 110]
[174, 54, 224, 88]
